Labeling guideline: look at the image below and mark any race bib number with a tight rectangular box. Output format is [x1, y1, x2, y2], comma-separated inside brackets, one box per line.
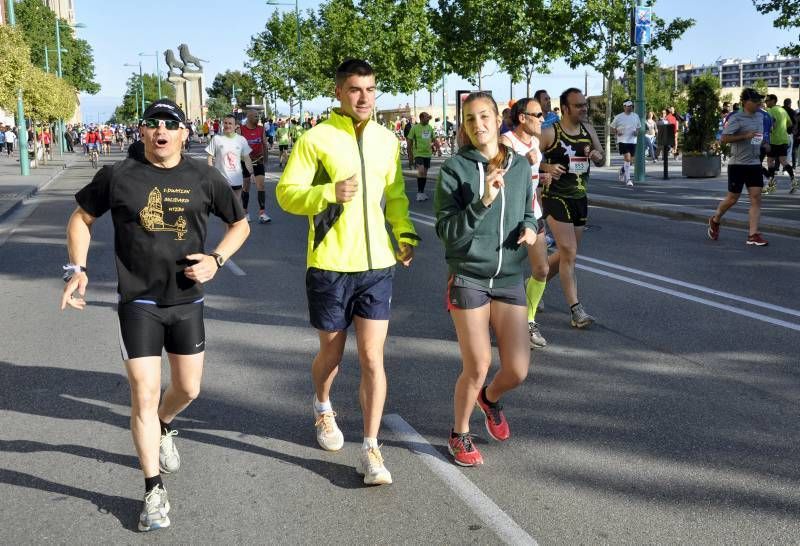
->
[569, 157, 590, 174]
[750, 132, 763, 145]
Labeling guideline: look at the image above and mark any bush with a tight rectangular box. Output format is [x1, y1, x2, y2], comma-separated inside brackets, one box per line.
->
[683, 75, 721, 155]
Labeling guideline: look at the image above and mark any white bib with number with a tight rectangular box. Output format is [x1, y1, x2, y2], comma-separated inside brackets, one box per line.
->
[570, 157, 590, 174]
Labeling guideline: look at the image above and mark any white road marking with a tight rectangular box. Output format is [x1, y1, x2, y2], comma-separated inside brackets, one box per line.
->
[225, 258, 246, 276]
[408, 210, 800, 329]
[578, 255, 800, 318]
[383, 413, 538, 546]
[576, 263, 800, 332]
[408, 211, 435, 227]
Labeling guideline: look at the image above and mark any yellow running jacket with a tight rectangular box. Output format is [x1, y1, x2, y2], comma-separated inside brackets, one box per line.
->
[277, 109, 419, 272]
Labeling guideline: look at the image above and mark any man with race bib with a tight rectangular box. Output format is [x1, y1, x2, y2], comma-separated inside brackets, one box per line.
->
[539, 88, 605, 329]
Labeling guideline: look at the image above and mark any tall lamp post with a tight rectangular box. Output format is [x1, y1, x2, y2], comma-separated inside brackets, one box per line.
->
[266, 0, 301, 122]
[55, 19, 86, 156]
[43, 46, 67, 73]
[124, 62, 145, 114]
[7, 0, 29, 175]
[139, 51, 162, 99]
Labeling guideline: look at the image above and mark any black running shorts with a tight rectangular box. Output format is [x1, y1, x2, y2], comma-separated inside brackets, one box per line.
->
[727, 164, 763, 194]
[241, 161, 266, 177]
[542, 195, 588, 227]
[618, 143, 636, 155]
[446, 275, 526, 311]
[766, 144, 789, 158]
[117, 301, 205, 360]
[306, 267, 394, 331]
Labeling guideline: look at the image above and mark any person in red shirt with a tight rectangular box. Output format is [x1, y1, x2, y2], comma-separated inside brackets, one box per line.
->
[101, 126, 114, 155]
[239, 109, 271, 223]
[666, 107, 680, 159]
[85, 128, 100, 156]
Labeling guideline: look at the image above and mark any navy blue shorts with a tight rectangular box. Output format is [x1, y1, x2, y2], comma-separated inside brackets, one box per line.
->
[305, 267, 394, 331]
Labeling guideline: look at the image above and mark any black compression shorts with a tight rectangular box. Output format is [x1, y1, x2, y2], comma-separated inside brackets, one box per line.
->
[117, 301, 205, 359]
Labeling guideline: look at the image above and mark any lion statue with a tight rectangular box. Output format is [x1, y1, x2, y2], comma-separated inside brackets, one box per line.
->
[178, 44, 208, 73]
[164, 49, 185, 75]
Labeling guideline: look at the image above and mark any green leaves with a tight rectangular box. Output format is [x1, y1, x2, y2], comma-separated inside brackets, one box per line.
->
[15, 0, 99, 94]
[206, 70, 260, 109]
[112, 73, 174, 123]
[753, 0, 800, 55]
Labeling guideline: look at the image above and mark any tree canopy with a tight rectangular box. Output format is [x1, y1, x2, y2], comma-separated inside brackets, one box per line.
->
[753, 0, 800, 56]
[112, 73, 174, 123]
[15, 0, 100, 94]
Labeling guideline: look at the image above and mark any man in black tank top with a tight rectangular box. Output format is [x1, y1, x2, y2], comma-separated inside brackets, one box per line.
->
[539, 88, 604, 329]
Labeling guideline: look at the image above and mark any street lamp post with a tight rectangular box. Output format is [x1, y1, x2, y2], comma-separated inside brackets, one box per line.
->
[139, 51, 162, 99]
[267, 0, 301, 122]
[55, 20, 85, 157]
[44, 46, 67, 73]
[125, 62, 145, 115]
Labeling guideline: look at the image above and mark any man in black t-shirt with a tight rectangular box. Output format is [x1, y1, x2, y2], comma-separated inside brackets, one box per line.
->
[60, 99, 250, 532]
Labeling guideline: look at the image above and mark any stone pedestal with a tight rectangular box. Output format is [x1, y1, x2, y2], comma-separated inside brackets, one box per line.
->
[182, 72, 204, 123]
[168, 74, 188, 117]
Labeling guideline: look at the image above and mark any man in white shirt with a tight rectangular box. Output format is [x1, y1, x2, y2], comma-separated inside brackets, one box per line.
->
[205, 114, 254, 200]
[611, 100, 641, 186]
[4, 127, 17, 156]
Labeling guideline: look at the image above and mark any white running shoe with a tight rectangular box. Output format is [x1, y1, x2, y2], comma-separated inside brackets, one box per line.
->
[245, 213, 252, 223]
[416, 192, 428, 202]
[138, 485, 170, 532]
[626, 180, 634, 187]
[314, 407, 344, 451]
[159, 430, 180, 474]
[356, 446, 393, 485]
[258, 212, 272, 224]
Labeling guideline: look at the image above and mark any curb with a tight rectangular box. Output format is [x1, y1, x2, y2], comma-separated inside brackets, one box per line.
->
[0, 162, 72, 223]
[590, 196, 800, 238]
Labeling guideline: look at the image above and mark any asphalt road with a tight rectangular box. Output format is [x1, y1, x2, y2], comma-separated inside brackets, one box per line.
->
[1, 149, 799, 544]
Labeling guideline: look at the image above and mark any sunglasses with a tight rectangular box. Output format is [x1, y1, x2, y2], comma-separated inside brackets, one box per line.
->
[142, 118, 185, 130]
[523, 112, 544, 119]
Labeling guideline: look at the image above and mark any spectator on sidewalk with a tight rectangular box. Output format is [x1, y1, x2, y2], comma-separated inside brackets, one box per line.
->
[645, 111, 657, 161]
[0, 126, 5, 155]
[666, 107, 680, 158]
[4, 126, 16, 156]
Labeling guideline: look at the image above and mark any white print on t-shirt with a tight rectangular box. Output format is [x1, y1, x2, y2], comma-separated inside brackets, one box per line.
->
[751, 132, 763, 145]
[139, 187, 189, 240]
[205, 134, 252, 187]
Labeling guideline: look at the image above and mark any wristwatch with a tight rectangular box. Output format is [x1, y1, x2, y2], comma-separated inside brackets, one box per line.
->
[209, 252, 225, 268]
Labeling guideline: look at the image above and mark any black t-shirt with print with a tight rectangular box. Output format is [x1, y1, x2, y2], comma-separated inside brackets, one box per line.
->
[76, 157, 244, 305]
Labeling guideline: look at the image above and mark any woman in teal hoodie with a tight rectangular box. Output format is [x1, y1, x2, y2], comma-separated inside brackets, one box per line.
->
[434, 92, 538, 467]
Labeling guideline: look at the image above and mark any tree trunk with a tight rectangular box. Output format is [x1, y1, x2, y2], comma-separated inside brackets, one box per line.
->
[477, 70, 482, 90]
[604, 71, 613, 167]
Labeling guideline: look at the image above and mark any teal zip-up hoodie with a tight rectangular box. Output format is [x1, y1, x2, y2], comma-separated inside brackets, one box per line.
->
[434, 144, 537, 288]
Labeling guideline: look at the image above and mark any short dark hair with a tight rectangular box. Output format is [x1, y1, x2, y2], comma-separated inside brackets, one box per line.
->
[223, 114, 236, 121]
[533, 89, 549, 101]
[766, 94, 778, 102]
[559, 88, 582, 108]
[509, 97, 536, 128]
[335, 59, 374, 86]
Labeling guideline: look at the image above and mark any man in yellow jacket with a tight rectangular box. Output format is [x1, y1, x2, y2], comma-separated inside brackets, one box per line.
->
[277, 59, 419, 486]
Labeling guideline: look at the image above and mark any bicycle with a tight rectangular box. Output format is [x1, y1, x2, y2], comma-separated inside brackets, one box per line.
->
[89, 146, 99, 168]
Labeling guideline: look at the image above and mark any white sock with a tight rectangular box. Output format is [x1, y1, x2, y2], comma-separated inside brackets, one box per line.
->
[314, 396, 332, 414]
[623, 161, 631, 180]
[362, 437, 378, 449]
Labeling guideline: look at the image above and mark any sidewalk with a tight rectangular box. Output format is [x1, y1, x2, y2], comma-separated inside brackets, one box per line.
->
[588, 157, 800, 237]
[0, 150, 81, 222]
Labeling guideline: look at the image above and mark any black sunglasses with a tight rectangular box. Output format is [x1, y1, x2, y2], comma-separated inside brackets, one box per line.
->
[523, 112, 544, 119]
[142, 118, 184, 130]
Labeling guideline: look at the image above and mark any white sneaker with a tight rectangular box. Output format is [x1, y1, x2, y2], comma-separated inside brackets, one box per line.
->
[416, 192, 428, 202]
[245, 213, 252, 223]
[314, 406, 344, 451]
[626, 180, 634, 187]
[258, 212, 272, 224]
[356, 446, 392, 485]
[158, 429, 180, 474]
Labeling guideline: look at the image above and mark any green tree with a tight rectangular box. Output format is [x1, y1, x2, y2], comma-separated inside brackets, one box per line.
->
[0, 26, 33, 112]
[247, 9, 317, 115]
[493, 0, 573, 97]
[565, 0, 695, 165]
[112, 73, 174, 123]
[15, 0, 100, 94]
[205, 97, 235, 120]
[431, 0, 496, 88]
[753, 0, 800, 55]
[683, 74, 720, 155]
[753, 78, 769, 96]
[206, 70, 260, 109]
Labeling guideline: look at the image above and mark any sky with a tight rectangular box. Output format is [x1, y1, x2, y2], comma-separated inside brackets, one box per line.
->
[75, 0, 799, 123]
